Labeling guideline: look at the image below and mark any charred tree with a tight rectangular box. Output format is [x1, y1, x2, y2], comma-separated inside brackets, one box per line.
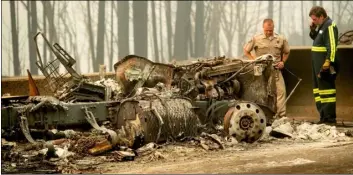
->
[236, 2, 243, 56]
[165, 1, 172, 61]
[332, 1, 335, 21]
[278, 1, 282, 33]
[204, 2, 212, 56]
[301, 1, 306, 45]
[56, 2, 60, 44]
[42, 1, 57, 62]
[346, 3, 353, 27]
[59, 2, 68, 55]
[95, 1, 106, 72]
[268, 1, 273, 19]
[109, 1, 114, 71]
[10, 1, 20, 75]
[194, 1, 205, 57]
[86, 1, 95, 71]
[237, 1, 261, 56]
[151, 1, 159, 62]
[133, 1, 148, 57]
[212, 3, 220, 56]
[29, 1, 38, 74]
[206, 2, 221, 56]
[58, 3, 80, 72]
[117, 1, 130, 59]
[221, 2, 236, 57]
[26, 1, 30, 68]
[205, 2, 222, 56]
[336, 1, 349, 29]
[173, 1, 192, 60]
[159, 2, 164, 62]
[42, 2, 47, 64]
[188, 16, 194, 58]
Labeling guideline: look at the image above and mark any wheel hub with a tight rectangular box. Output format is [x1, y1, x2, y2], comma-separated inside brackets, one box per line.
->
[224, 102, 266, 143]
[239, 115, 254, 130]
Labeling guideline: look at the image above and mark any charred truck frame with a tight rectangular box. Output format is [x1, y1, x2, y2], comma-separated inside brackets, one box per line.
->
[1, 32, 298, 147]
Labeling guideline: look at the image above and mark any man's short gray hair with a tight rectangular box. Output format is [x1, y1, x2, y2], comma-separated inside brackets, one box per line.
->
[263, 18, 274, 26]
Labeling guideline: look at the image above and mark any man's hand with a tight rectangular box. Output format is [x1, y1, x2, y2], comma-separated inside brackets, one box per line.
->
[310, 22, 316, 31]
[322, 59, 330, 70]
[275, 61, 284, 69]
[243, 48, 255, 60]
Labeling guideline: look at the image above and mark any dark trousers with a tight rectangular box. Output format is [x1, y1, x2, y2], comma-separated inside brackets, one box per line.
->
[311, 53, 337, 122]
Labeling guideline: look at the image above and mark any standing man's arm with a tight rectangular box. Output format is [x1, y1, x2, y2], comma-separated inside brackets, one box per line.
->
[323, 23, 338, 65]
[282, 37, 290, 63]
[276, 36, 290, 69]
[243, 36, 255, 60]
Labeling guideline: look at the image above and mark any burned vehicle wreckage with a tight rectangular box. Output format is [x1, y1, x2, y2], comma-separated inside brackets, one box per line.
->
[2, 32, 291, 158]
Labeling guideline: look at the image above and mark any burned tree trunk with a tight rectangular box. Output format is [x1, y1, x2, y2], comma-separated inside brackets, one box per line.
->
[10, 1, 20, 76]
[151, 1, 159, 62]
[173, 1, 192, 60]
[195, 1, 205, 57]
[212, 2, 221, 56]
[278, 1, 282, 33]
[58, 4, 80, 73]
[95, 1, 106, 72]
[188, 14, 194, 58]
[117, 1, 130, 60]
[42, 1, 57, 62]
[42, 2, 47, 64]
[236, 2, 243, 56]
[221, 2, 236, 57]
[109, 1, 114, 71]
[29, 1, 38, 74]
[159, 2, 164, 62]
[133, 1, 148, 57]
[268, 1, 273, 19]
[204, 2, 213, 56]
[205, 2, 222, 57]
[86, 1, 95, 72]
[165, 1, 172, 61]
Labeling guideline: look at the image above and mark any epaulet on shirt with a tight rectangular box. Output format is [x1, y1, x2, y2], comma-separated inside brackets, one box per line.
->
[275, 33, 286, 41]
[253, 33, 264, 40]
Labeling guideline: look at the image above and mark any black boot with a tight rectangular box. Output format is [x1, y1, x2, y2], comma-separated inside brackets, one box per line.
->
[324, 120, 337, 126]
[315, 120, 326, 124]
[323, 115, 336, 126]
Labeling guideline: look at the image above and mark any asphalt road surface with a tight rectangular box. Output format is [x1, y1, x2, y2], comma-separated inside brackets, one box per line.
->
[91, 139, 353, 174]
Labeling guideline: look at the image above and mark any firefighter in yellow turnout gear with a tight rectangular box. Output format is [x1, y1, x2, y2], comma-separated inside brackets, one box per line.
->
[309, 6, 339, 124]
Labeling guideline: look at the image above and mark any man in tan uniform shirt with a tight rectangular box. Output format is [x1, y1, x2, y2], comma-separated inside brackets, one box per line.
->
[243, 18, 290, 118]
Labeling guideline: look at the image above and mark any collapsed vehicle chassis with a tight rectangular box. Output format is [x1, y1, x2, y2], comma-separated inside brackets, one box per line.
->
[2, 32, 293, 148]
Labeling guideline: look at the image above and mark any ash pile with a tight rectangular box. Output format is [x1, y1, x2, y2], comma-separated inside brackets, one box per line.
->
[259, 117, 353, 141]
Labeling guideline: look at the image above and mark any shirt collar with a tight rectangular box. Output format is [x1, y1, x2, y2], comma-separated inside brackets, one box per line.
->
[261, 33, 278, 39]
